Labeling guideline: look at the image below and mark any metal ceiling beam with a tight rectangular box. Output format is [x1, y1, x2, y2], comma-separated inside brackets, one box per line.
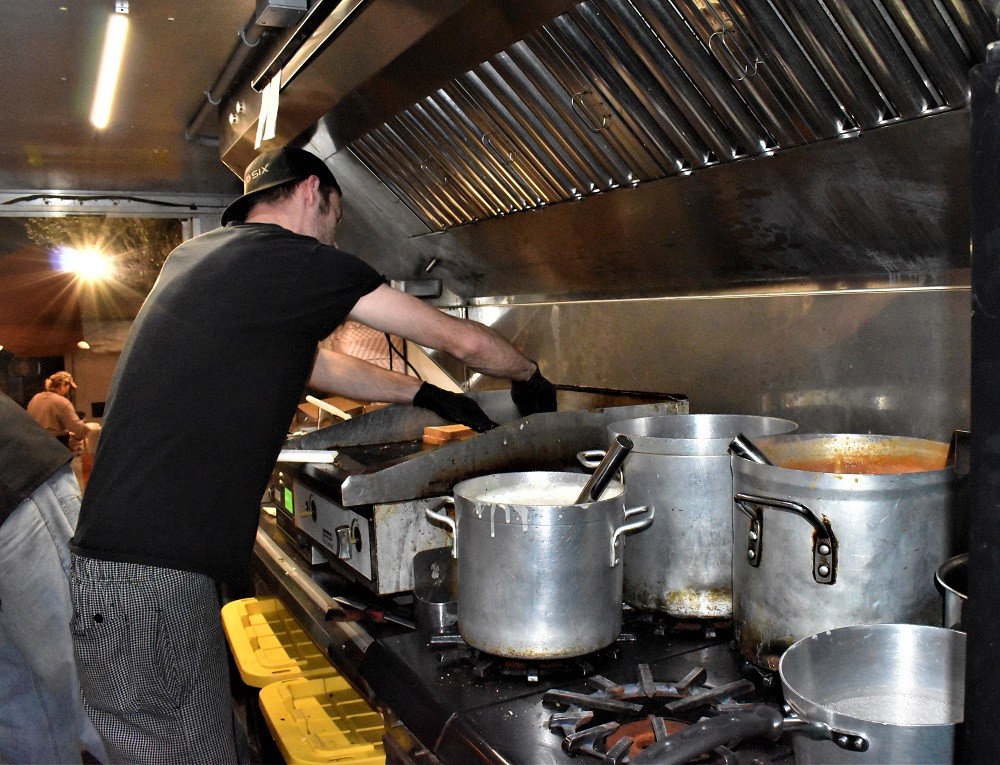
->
[0, 191, 230, 218]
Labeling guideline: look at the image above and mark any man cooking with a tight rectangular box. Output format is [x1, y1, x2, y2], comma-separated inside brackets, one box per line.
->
[69, 145, 556, 763]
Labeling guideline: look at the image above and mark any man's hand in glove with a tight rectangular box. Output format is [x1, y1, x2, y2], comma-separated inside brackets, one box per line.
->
[511, 363, 558, 416]
[412, 382, 499, 432]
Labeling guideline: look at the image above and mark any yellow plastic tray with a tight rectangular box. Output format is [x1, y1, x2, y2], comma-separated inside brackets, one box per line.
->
[221, 596, 336, 688]
[259, 675, 386, 765]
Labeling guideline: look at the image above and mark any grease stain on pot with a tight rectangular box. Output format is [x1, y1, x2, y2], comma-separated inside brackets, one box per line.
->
[663, 588, 732, 619]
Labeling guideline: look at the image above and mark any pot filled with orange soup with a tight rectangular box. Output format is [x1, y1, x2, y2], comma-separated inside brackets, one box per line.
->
[730, 433, 963, 670]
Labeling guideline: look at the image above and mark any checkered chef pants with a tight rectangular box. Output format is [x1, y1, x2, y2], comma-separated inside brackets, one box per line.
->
[70, 555, 250, 765]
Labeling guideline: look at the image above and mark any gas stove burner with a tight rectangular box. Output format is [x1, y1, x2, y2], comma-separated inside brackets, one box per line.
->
[544, 664, 756, 763]
[739, 658, 782, 696]
[605, 718, 691, 759]
[428, 631, 630, 683]
[625, 610, 733, 640]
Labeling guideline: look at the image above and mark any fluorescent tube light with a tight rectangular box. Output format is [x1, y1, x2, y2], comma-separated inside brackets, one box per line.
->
[90, 12, 129, 130]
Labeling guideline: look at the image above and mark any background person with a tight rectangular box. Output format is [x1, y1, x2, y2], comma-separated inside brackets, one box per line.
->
[0, 393, 107, 765]
[27, 371, 89, 451]
[69, 145, 556, 764]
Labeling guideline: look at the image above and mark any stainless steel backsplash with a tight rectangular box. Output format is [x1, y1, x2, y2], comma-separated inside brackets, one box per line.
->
[460, 285, 970, 441]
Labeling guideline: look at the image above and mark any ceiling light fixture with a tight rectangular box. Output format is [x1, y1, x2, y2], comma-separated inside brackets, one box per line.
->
[56, 247, 116, 282]
[89, 3, 130, 130]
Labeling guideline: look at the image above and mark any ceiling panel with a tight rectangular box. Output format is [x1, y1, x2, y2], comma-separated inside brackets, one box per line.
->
[0, 0, 253, 196]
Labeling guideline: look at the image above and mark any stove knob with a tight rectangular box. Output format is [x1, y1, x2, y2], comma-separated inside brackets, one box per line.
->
[335, 525, 353, 559]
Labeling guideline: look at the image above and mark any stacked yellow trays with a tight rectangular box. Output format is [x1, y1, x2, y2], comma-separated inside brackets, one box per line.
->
[221, 596, 338, 687]
[221, 596, 385, 764]
[259, 674, 385, 765]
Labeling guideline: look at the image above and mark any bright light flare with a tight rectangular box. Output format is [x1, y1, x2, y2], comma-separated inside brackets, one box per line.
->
[90, 13, 129, 130]
[56, 247, 116, 281]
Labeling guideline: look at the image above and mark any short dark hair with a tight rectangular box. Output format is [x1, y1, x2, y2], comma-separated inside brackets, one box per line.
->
[248, 177, 341, 212]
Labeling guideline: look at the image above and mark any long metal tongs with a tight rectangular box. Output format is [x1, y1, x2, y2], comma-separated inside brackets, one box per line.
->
[576, 434, 633, 503]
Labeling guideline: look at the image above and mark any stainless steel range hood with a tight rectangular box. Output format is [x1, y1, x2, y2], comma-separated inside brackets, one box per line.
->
[219, 0, 994, 298]
[343, 0, 986, 230]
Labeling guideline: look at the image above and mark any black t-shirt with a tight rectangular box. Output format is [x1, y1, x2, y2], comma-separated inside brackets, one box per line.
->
[1, 394, 73, 526]
[71, 223, 383, 585]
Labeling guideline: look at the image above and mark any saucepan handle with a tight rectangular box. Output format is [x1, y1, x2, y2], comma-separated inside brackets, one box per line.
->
[576, 449, 606, 470]
[631, 706, 784, 764]
[630, 706, 868, 764]
[610, 506, 654, 567]
[425, 498, 458, 559]
[734, 493, 836, 585]
[782, 713, 869, 752]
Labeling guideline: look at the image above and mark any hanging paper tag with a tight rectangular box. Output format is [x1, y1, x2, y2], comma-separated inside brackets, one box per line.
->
[254, 72, 281, 149]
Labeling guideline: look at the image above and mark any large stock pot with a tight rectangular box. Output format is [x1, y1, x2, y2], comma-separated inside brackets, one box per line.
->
[935, 552, 967, 630]
[732, 433, 958, 669]
[426, 471, 653, 659]
[581, 414, 796, 618]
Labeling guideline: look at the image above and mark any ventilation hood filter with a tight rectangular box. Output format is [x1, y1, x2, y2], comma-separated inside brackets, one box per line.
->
[345, 0, 993, 232]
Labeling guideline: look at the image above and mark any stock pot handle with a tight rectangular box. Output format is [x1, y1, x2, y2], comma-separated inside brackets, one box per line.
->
[734, 493, 836, 585]
[577, 449, 606, 470]
[610, 506, 654, 567]
[425, 498, 458, 559]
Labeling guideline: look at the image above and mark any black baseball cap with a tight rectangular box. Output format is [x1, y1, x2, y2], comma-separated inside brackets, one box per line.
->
[221, 146, 341, 225]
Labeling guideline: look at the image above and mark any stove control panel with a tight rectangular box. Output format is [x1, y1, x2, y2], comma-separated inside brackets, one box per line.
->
[289, 476, 454, 594]
[294, 479, 373, 582]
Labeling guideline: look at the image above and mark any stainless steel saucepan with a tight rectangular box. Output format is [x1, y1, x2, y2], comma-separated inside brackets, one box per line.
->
[633, 624, 965, 765]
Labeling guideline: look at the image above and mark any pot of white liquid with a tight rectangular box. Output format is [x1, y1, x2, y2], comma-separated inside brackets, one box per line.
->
[426, 471, 653, 659]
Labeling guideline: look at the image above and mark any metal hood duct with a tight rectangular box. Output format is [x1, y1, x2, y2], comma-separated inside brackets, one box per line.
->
[345, 0, 987, 230]
[219, 0, 994, 298]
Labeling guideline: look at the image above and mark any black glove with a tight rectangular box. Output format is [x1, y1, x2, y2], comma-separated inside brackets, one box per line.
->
[511, 363, 558, 416]
[412, 382, 499, 432]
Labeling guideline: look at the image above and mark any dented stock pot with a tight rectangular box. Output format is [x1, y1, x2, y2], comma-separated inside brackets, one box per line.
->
[426, 471, 653, 659]
[580, 414, 796, 618]
[732, 433, 959, 670]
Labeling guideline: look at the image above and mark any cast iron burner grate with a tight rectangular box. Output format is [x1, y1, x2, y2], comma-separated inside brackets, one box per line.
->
[624, 610, 734, 640]
[544, 663, 767, 764]
[427, 631, 634, 683]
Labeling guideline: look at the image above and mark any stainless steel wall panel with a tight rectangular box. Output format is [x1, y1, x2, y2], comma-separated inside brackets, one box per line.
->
[465, 286, 970, 443]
